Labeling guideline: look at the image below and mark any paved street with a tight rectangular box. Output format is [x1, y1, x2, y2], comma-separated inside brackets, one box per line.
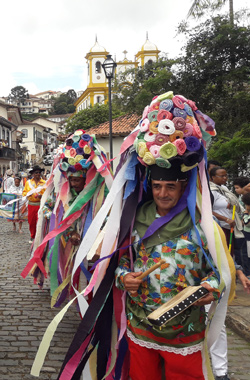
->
[0, 218, 250, 380]
[0, 219, 79, 380]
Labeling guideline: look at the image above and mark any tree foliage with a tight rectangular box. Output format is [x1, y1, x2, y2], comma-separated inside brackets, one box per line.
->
[52, 90, 76, 115]
[8, 86, 29, 102]
[112, 56, 179, 115]
[66, 89, 77, 102]
[65, 103, 124, 133]
[188, 0, 234, 24]
[22, 113, 48, 121]
[175, 15, 250, 175]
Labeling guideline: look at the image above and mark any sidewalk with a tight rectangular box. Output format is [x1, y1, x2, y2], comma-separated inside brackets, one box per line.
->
[226, 282, 250, 342]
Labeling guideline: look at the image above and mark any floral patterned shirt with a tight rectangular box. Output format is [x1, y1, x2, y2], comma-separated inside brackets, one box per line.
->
[115, 221, 219, 312]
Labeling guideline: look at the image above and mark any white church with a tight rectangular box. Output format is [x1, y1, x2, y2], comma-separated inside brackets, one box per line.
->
[75, 34, 160, 113]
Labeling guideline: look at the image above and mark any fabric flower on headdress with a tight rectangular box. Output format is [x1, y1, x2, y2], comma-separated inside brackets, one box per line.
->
[157, 110, 173, 122]
[159, 142, 178, 160]
[149, 145, 161, 158]
[169, 130, 184, 142]
[173, 117, 186, 130]
[148, 111, 158, 122]
[149, 121, 159, 134]
[158, 120, 175, 135]
[172, 95, 185, 110]
[155, 157, 171, 168]
[173, 139, 186, 156]
[159, 99, 173, 112]
[138, 141, 148, 158]
[140, 118, 150, 132]
[182, 123, 193, 137]
[185, 136, 201, 152]
[143, 152, 156, 165]
[155, 134, 169, 146]
[144, 131, 156, 142]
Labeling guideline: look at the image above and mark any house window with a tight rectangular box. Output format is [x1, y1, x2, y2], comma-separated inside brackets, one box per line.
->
[21, 129, 28, 138]
[95, 61, 101, 74]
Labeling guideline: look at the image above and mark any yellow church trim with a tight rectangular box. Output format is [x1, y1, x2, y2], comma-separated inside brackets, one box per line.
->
[75, 87, 109, 109]
[135, 49, 160, 60]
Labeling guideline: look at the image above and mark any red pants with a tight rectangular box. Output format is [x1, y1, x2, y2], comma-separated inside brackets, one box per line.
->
[128, 338, 205, 380]
[28, 204, 40, 239]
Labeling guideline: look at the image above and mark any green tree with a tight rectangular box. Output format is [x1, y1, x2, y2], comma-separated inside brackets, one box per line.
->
[66, 89, 77, 102]
[112, 56, 178, 115]
[177, 15, 250, 176]
[188, 0, 234, 25]
[22, 113, 48, 121]
[66, 103, 124, 133]
[8, 86, 29, 102]
[208, 122, 250, 178]
[176, 15, 250, 133]
[54, 101, 68, 115]
[52, 92, 76, 114]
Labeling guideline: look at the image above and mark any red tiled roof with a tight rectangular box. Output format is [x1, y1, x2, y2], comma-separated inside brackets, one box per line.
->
[87, 113, 140, 137]
[48, 113, 73, 118]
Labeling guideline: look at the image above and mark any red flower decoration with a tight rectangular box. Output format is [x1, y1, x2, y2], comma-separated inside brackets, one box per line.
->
[186, 99, 198, 111]
[74, 162, 83, 171]
[79, 139, 87, 148]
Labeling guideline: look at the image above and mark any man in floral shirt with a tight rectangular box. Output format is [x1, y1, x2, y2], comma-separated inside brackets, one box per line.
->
[116, 164, 220, 380]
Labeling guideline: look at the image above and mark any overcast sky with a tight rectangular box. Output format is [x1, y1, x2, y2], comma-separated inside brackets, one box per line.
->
[0, 0, 248, 96]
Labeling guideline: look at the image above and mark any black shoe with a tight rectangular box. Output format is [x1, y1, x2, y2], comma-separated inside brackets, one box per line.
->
[215, 375, 230, 380]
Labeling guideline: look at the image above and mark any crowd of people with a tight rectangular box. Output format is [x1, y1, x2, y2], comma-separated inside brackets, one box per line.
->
[0, 167, 50, 239]
[1, 90, 250, 380]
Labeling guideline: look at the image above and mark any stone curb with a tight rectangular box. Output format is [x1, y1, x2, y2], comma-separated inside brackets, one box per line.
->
[226, 310, 250, 343]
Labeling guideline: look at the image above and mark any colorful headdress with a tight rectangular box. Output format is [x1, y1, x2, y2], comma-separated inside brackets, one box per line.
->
[134, 91, 216, 172]
[59, 130, 94, 176]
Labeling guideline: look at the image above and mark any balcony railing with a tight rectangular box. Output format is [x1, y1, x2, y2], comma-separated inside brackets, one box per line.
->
[0, 147, 16, 160]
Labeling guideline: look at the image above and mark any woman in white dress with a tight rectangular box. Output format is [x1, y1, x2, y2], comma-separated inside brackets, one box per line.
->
[9, 175, 25, 233]
[3, 169, 14, 193]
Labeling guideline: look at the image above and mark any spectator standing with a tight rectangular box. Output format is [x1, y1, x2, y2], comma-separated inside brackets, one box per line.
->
[210, 167, 250, 276]
[8, 175, 25, 233]
[3, 169, 14, 193]
[233, 176, 250, 207]
[242, 192, 250, 275]
[22, 166, 45, 243]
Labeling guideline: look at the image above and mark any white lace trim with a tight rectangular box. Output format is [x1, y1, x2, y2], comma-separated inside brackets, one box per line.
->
[127, 329, 203, 356]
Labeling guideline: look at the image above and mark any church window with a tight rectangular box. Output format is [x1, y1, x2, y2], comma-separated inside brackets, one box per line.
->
[96, 96, 101, 104]
[146, 59, 153, 65]
[95, 61, 101, 73]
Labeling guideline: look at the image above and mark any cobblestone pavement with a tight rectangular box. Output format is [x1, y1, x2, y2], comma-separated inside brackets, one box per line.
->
[0, 220, 79, 380]
[0, 219, 250, 380]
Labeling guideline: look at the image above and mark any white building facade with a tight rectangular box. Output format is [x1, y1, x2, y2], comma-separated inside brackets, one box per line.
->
[0, 102, 23, 174]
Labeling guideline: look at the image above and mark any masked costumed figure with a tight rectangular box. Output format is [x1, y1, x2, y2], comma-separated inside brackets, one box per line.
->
[21, 129, 113, 309]
[31, 93, 235, 380]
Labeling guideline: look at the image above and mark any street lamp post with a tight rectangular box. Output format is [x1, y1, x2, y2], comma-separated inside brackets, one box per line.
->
[102, 54, 117, 170]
